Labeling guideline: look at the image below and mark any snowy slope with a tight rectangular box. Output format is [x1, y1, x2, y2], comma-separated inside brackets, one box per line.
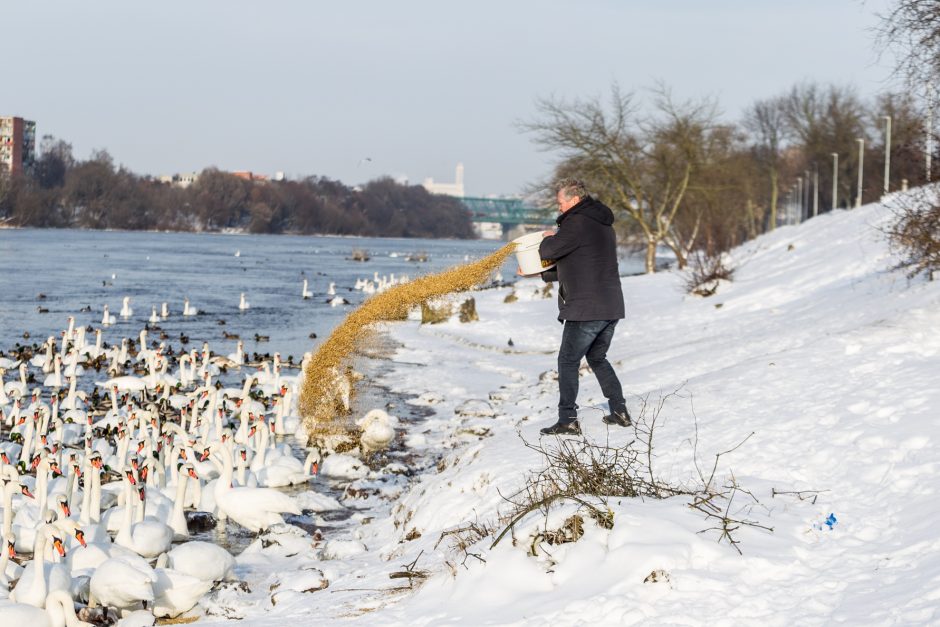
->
[350, 195, 940, 626]
[192, 194, 939, 626]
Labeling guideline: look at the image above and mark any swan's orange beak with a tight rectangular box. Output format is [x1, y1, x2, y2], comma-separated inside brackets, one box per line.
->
[269, 422, 276, 434]
[140, 466, 149, 483]
[75, 530, 86, 548]
[52, 537, 66, 557]
[6, 540, 14, 559]
[312, 462, 319, 476]
[188, 468, 199, 480]
[200, 448, 210, 462]
[138, 487, 146, 501]
[0, 452, 9, 465]
[179, 449, 188, 461]
[92, 457, 103, 470]
[240, 449, 247, 461]
[137, 441, 146, 453]
[61, 503, 71, 517]
[30, 455, 41, 470]
[125, 470, 137, 485]
[248, 426, 257, 437]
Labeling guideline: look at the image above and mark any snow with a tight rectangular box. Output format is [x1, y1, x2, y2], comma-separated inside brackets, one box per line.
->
[193, 193, 939, 625]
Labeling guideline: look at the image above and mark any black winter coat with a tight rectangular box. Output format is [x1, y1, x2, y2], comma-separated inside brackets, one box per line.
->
[538, 196, 625, 322]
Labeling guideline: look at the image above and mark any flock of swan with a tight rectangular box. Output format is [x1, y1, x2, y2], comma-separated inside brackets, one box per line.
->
[0, 288, 401, 624]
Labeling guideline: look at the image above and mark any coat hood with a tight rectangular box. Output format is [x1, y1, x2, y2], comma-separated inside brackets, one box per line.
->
[556, 196, 615, 227]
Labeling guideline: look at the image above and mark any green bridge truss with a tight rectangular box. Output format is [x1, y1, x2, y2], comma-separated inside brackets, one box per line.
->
[460, 196, 556, 226]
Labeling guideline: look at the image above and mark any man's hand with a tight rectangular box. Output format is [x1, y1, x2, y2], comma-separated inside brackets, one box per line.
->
[516, 267, 540, 277]
[542, 230, 556, 237]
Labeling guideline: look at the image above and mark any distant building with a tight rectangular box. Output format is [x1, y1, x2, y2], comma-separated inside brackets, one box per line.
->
[158, 171, 200, 188]
[231, 170, 269, 182]
[423, 162, 465, 197]
[0, 116, 37, 176]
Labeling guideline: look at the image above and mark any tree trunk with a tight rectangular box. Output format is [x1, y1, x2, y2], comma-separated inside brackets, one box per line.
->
[645, 238, 657, 273]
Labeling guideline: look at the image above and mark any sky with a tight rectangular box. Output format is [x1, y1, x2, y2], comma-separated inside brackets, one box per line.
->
[4, 0, 899, 196]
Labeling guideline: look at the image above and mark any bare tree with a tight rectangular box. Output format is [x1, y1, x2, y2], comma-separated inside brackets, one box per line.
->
[877, 0, 940, 88]
[522, 84, 718, 272]
[744, 96, 787, 229]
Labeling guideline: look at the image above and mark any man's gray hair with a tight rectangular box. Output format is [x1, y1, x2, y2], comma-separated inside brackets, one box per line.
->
[554, 177, 588, 200]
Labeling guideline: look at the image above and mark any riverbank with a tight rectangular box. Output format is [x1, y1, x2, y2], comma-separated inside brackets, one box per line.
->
[278, 193, 939, 624]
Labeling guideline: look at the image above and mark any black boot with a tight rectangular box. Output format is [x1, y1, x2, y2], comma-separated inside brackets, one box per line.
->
[602, 409, 631, 427]
[540, 419, 582, 436]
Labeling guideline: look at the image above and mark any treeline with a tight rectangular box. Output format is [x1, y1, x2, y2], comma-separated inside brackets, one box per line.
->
[0, 142, 476, 238]
[526, 81, 936, 271]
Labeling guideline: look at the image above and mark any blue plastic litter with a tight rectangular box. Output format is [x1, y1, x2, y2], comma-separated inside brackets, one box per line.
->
[824, 513, 837, 529]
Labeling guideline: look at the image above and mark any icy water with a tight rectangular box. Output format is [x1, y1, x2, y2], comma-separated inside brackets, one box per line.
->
[0, 228, 508, 359]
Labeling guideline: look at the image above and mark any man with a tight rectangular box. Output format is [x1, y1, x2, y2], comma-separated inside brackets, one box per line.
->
[535, 178, 630, 435]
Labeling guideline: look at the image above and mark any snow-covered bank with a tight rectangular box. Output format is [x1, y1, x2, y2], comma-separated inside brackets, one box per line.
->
[347, 196, 940, 625]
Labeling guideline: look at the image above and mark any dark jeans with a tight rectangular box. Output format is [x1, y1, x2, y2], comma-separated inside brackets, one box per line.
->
[557, 319, 625, 423]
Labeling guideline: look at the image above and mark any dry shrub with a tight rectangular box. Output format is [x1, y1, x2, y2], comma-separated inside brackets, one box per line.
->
[458, 297, 479, 323]
[683, 250, 735, 296]
[420, 302, 452, 324]
[299, 245, 514, 431]
[887, 191, 940, 279]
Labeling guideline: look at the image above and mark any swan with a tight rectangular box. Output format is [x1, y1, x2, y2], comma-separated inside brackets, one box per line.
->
[329, 295, 349, 307]
[114, 473, 173, 558]
[152, 556, 213, 618]
[302, 279, 313, 299]
[88, 556, 156, 612]
[327, 281, 336, 296]
[4, 363, 28, 398]
[120, 296, 133, 318]
[101, 305, 115, 326]
[357, 408, 398, 453]
[160, 302, 169, 318]
[0, 589, 95, 627]
[239, 293, 250, 310]
[182, 299, 197, 316]
[203, 443, 301, 532]
[148, 306, 159, 324]
[29, 337, 55, 371]
[164, 540, 235, 582]
[9, 524, 71, 608]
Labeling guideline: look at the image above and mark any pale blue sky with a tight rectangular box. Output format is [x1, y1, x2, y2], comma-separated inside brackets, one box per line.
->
[5, 0, 896, 195]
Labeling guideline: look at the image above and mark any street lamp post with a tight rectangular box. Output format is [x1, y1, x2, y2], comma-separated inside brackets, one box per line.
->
[855, 138, 865, 208]
[883, 115, 892, 195]
[797, 176, 804, 222]
[831, 152, 839, 211]
[813, 165, 819, 217]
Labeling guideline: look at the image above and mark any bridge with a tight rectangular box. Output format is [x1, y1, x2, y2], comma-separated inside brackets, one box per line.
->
[460, 196, 556, 228]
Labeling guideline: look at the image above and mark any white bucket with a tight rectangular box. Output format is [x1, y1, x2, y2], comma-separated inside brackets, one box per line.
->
[512, 231, 556, 275]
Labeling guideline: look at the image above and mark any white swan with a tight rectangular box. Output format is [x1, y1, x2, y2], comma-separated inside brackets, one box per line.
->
[357, 408, 398, 453]
[9, 525, 71, 608]
[165, 541, 235, 582]
[302, 279, 313, 299]
[204, 443, 300, 532]
[101, 304, 115, 326]
[152, 557, 213, 618]
[120, 296, 133, 318]
[88, 556, 156, 612]
[182, 299, 197, 316]
[114, 473, 173, 558]
[239, 293, 250, 310]
[0, 589, 94, 627]
[327, 281, 336, 296]
[148, 306, 159, 324]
